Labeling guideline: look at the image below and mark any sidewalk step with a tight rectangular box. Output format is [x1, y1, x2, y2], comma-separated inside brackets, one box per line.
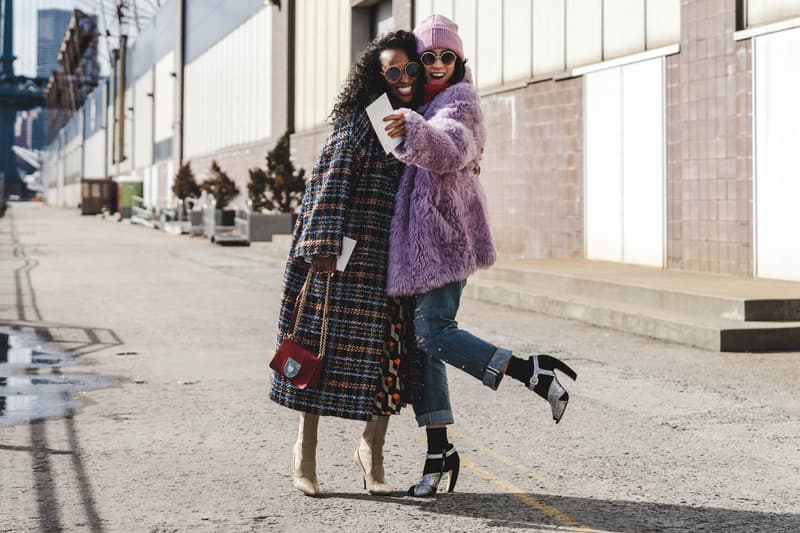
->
[463, 276, 800, 352]
[476, 262, 800, 322]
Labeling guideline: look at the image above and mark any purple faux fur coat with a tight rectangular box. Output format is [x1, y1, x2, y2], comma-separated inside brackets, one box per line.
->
[387, 71, 495, 296]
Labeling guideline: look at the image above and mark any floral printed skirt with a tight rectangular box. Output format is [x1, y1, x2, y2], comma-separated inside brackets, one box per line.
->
[374, 296, 422, 415]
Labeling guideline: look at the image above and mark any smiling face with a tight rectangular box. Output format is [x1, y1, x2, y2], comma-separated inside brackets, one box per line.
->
[422, 48, 456, 86]
[379, 48, 417, 105]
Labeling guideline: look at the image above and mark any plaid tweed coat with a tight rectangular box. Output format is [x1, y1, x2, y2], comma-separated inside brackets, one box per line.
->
[270, 110, 404, 421]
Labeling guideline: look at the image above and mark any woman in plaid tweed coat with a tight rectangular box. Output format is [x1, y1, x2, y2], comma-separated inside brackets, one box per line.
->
[270, 30, 423, 497]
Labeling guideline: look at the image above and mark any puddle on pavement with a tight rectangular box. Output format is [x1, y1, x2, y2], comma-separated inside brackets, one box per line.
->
[0, 330, 117, 427]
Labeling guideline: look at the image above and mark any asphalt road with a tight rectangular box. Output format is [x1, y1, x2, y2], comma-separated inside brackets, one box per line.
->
[1, 202, 798, 532]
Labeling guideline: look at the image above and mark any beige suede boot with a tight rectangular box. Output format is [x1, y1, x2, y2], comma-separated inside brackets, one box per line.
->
[293, 413, 320, 496]
[353, 415, 393, 495]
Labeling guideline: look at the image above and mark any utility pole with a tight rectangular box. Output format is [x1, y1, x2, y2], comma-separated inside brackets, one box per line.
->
[116, 1, 128, 164]
[172, 0, 185, 174]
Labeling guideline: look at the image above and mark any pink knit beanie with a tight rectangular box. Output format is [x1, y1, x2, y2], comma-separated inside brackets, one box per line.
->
[414, 14, 464, 60]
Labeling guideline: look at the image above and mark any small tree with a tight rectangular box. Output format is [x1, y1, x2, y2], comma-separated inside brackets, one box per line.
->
[201, 160, 240, 209]
[247, 166, 270, 213]
[248, 132, 305, 213]
[172, 162, 200, 203]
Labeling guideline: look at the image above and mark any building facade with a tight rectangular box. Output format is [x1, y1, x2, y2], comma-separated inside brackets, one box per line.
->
[36, 9, 73, 79]
[41, 0, 800, 282]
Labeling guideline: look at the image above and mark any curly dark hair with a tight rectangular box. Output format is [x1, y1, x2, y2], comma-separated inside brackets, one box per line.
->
[450, 57, 467, 85]
[330, 30, 423, 123]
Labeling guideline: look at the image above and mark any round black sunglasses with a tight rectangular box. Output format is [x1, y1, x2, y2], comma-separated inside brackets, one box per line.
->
[383, 61, 422, 82]
[420, 50, 457, 67]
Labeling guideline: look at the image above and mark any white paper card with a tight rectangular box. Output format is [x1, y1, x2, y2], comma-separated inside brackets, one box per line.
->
[366, 93, 402, 154]
[337, 236, 357, 271]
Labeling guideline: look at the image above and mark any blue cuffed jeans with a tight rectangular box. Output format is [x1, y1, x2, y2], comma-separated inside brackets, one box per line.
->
[412, 279, 513, 427]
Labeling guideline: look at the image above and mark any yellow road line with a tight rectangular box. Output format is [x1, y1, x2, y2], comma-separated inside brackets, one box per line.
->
[449, 426, 554, 488]
[460, 455, 594, 532]
[404, 427, 596, 531]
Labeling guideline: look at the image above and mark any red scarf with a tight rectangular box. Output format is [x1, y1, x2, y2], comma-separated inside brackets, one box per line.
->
[424, 82, 450, 103]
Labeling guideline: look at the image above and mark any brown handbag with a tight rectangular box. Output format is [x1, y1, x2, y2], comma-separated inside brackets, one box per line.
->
[270, 269, 333, 390]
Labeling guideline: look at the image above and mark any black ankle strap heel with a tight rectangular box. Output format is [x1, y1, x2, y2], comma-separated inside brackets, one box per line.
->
[529, 354, 577, 424]
[408, 445, 460, 497]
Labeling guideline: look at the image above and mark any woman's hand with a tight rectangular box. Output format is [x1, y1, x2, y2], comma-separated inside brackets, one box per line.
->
[384, 113, 405, 139]
[310, 255, 336, 273]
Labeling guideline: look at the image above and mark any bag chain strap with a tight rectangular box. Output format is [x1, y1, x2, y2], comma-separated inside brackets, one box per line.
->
[289, 268, 334, 360]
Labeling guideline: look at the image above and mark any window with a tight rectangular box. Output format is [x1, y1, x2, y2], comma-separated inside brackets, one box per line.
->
[371, 0, 393, 39]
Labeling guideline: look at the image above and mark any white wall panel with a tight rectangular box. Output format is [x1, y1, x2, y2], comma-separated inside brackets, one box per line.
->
[453, 0, 477, 66]
[220, 33, 230, 149]
[533, 0, 565, 75]
[294, 0, 351, 131]
[83, 131, 106, 179]
[302, 0, 314, 130]
[133, 71, 154, 169]
[504, 0, 533, 83]
[142, 167, 155, 208]
[585, 67, 623, 262]
[621, 58, 664, 266]
[414, 0, 676, 84]
[415, 0, 433, 26]
[646, 0, 680, 49]
[338, 1, 351, 97]
[326, 0, 340, 127]
[586, 58, 665, 266]
[294, 0, 307, 131]
[755, 28, 800, 280]
[432, 0, 454, 19]
[604, 0, 645, 59]
[476, 0, 503, 88]
[184, 8, 272, 159]
[314, 3, 326, 127]
[154, 52, 175, 143]
[566, 0, 602, 68]
[64, 138, 82, 187]
[748, 0, 800, 27]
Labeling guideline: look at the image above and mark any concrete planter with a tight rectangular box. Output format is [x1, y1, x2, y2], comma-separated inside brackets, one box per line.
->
[247, 212, 293, 242]
[215, 209, 236, 227]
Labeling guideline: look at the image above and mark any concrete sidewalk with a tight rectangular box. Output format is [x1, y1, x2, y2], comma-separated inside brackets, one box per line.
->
[490, 258, 800, 300]
[2, 203, 799, 532]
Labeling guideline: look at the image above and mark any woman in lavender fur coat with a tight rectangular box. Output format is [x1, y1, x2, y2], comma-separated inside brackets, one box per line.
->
[383, 15, 578, 497]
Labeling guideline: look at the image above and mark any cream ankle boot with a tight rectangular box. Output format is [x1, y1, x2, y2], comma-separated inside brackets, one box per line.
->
[353, 415, 393, 495]
[293, 413, 320, 496]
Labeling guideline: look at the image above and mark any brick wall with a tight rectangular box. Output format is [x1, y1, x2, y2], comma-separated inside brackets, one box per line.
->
[666, 0, 753, 275]
[480, 78, 584, 259]
[289, 126, 331, 179]
[188, 136, 280, 205]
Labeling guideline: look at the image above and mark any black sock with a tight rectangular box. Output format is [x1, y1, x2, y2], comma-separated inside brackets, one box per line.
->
[423, 427, 453, 476]
[506, 355, 533, 385]
[426, 427, 449, 454]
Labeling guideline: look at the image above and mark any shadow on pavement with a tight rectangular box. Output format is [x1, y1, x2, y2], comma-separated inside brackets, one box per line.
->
[2, 206, 111, 532]
[324, 491, 800, 532]
[3, 206, 124, 358]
